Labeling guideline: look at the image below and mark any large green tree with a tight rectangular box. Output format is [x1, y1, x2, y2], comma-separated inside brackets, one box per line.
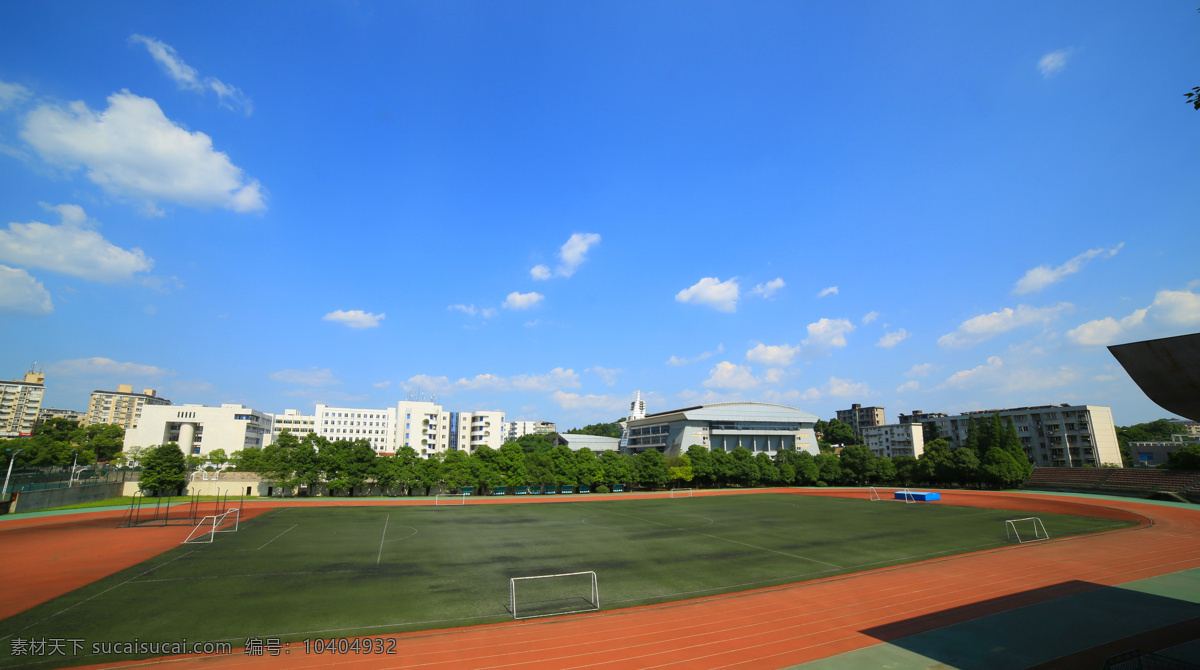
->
[632, 449, 669, 489]
[140, 443, 187, 495]
[1165, 445, 1200, 471]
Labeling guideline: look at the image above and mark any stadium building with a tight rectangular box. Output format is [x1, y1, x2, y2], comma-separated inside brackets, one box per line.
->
[623, 401, 820, 457]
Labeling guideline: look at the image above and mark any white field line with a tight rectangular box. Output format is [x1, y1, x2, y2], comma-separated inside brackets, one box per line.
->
[257, 523, 297, 550]
[377, 513, 390, 566]
[131, 569, 357, 584]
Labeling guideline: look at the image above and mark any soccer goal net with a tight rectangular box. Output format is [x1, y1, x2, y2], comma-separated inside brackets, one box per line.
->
[435, 493, 467, 506]
[869, 487, 881, 501]
[1006, 517, 1049, 543]
[509, 571, 599, 620]
[669, 488, 692, 498]
[897, 489, 917, 504]
[181, 508, 240, 544]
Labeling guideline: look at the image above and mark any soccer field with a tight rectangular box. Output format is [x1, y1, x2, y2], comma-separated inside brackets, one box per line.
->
[0, 493, 1134, 668]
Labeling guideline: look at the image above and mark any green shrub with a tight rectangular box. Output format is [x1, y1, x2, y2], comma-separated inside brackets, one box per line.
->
[595, 484, 610, 494]
[816, 481, 828, 487]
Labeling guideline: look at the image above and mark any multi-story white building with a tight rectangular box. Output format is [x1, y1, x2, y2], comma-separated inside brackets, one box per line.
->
[0, 371, 45, 438]
[266, 409, 317, 445]
[314, 403, 396, 453]
[918, 404, 1121, 467]
[124, 404, 273, 456]
[83, 385, 171, 429]
[835, 403, 886, 439]
[397, 400, 452, 457]
[624, 401, 820, 458]
[506, 420, 556, 442]
[862, 423, 925, 460]
[452, 410, 506, 453]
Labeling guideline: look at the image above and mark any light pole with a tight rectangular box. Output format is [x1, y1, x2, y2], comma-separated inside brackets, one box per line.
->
[68, 450, 79, 487]
[3, 448, 25, 499]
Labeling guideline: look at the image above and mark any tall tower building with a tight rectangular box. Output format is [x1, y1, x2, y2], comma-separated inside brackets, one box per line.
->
[0, 369, 45, 438]
[628, 390, 646, 422]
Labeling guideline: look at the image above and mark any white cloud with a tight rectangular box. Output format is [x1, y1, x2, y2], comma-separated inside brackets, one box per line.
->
[270, 368, 341, 386]
[373, 381, 391, 389]
[939, 356, 1079, 392]
[588, 366, 621, 386]
[676, 277, 739, 312]
[1039, 49, 1072, 77]
[703, 361, 761, 390]
[455, 374, 510, 392]
[861, 311, 880, 325]
[50, 357, 169, 377]
[876, 328, 910, 349]
[817, 286, 838, 298]
[1151, 288, 1200, 327]
[1013, 243, 1123, 295]
[129, 35, 252, 114]
[749, 277, 785, 299]
[797, 376, 873, 401]
[896, 380, 920, 393]
[745, 343, 800, 367]
[511, 367, 580, 392]
[905, 363, 940, 378]
[403, 374, 455, 396]
[322, 309, 385, 329]
[21, 91, 265, 214]
[0, 265, 52, 314]
[502, 291, 544, 310]
[551, 391, 627, 412]
[532, 232, 601, 279]
[666, 344, 723, 366]
[1067, 308, 1148, 346]
[0, 80, 31, 110]
[802, 318, 855, 355]
[0, 204, 153, 283]
[937, 303, 1071, 348]
[448, 304, 478, 316]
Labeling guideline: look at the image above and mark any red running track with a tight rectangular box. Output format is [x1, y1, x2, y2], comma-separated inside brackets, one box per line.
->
[8, 489, 1200, 670]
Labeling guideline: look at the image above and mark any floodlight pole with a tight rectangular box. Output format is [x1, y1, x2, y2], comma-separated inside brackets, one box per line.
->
[69, 450, 78, 487]
[3, 448, 24, 499]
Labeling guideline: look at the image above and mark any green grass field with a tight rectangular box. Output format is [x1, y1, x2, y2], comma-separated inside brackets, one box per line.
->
[0, 493, 1135, 668]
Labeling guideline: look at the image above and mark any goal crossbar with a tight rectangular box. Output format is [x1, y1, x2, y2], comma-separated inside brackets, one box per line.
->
[435, 493, 467, 506]
[1006, 517, 1049, 543]
[181, 508, 239, 544]
[669, 488, 692, 498]
[510, 571, 599, 620]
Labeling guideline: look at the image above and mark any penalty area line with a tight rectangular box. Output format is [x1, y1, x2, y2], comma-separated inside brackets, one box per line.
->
[257, 523, 297, 550]
[377, 513, 389, 567]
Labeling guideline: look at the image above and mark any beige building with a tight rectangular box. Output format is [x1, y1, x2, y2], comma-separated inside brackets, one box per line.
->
[506, 420, 556, 442]
[267, 409, 317, 445]
[84, 385, 171, 429]
[836, 403, 886, 438]
[0, 371, 45, 438]
[124, 404, 273, 456]
[919, 404, 1122, 467]
[862, 423, 925, 460]
[453, 410, 506, 453]
[37, 407, 85, 425]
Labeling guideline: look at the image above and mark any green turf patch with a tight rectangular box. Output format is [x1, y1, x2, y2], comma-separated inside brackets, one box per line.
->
[0, 494, 1135, 668]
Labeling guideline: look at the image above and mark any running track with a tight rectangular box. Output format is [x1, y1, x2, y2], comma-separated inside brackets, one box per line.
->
[4, 489, 1198, 670]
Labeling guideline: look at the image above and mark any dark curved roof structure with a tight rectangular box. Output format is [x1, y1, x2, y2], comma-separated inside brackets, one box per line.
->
[1108, 332, 1200, 422]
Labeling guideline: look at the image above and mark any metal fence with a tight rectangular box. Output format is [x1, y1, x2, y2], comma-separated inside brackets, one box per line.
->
[1, 466, 139, 496]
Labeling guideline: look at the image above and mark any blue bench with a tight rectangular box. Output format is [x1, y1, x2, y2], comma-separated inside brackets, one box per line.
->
[460, 486, 474, 496]
[612, 485, 624, 493]
[493, 486, 506, 496]
[578, 486, 590, 494]
[515, 486, 529, 495]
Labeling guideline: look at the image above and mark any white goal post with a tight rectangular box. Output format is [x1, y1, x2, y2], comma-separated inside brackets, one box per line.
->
[435, 493, 467, 506]
[898, 489, 916, 504]
[669, 488, 692, 498]
[509, 571, 599, 620]
[1006, 517, 1049, 543]
[181, 508, 240, 544]
[869, 487, 881, 501]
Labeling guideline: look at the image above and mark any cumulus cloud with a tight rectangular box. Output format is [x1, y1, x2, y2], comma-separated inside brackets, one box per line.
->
[746, 343, 801, 367]
[531, 232, 601, 279]
[667, 344, 724, 367]
[270, 367, 341, 386]
[802, 318, 855, 355]
[1067, 308, 1148, 346]
[1039, 49, 1072, 77]
[0, 204, 153, 283]
[676, 277, 739, 312]
[456, 374, 511, 392]
[797, 376, 872, 401]
[129, 35, 252, 114]
[937, 303, 1071, 348]
[703, 361, 761, 390]
[0, 80, 31, 110]
[896, 380, 920, 393]
[448, 304, 497, 319]
[403, 368, 580, 395]
[749, 277, 785, 299]
[511, 367, 580, 392]
[323, 309, 385, 328]
[817, 286, 838, 298]
[861, 311, 880, 324]
[1013, 244, 1123, 295]
[588, 366, 621, 386]
[939, 356, 1079, 392]
[905, 363, 940, 378]
[403, 374, 456, 396]
[0, 265, 53, 314]
[50, 357, 169, 377]
[876, 328, 910, 349]
[373, 381, 391, 389]
[21, 91, 265, 214]
[502, 291, 544, 310]
[551, 391, 627, 412]
[1066, 287, 1200, 346]
[1152, 288, 1200, 327]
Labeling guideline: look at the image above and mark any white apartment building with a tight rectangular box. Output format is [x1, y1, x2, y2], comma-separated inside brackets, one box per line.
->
[124, 404, 273, 456]
[835, 403, 886, 439]
[506, 420, 556, 442]
[84, 384, 171, 429]
[0, 371, 45, 438]
[862, 423, 925, 460]
[397, 400, 452, 457]
[266, 409, 317, 445]
[452, 410, 506, 453]
[918, 404, 1121, 467]
[314, 404, 396, 453]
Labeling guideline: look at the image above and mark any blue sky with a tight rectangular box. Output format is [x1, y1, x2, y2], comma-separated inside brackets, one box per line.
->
[1, 1, 1198, 429]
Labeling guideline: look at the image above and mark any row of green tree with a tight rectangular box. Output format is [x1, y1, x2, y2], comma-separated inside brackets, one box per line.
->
[1115, 418, 1198, 468]
[0, 418, 126, 468]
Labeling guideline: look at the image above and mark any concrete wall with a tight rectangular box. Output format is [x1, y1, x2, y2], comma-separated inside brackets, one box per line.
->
[10, 482, 125, 514]
[120, 476, 267, 498]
